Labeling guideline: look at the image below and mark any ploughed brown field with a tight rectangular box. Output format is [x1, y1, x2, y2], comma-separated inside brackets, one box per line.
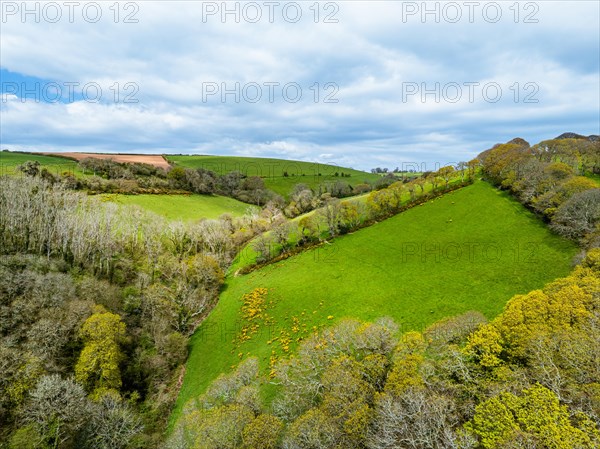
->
[39, 152, 171, 170]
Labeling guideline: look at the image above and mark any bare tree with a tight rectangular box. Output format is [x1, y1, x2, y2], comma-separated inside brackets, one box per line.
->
[318, 198, 342, 237]
[23, 375, 90, 447]
[272, 222, 297, 253]
[551, 189, 600, 239]
[367, 388, 458, 449]
[79, 394, 142, 449]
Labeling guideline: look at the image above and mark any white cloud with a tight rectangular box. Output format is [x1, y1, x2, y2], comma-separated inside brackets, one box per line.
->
[0, 1, 598, 170]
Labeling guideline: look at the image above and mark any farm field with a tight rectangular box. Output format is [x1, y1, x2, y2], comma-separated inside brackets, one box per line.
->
[103, 193, 257, 221]
[1, 152, 383, 198]
[41, 152, 171, 170]
[167, 155, 380, 197]
[173, 180, 578, 422]
[0, 151, 172, 178]
[0, 151, 80, 175]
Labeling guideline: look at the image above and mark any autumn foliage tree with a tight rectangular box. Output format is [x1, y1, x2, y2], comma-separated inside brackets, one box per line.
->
[480, 137, 600, 243]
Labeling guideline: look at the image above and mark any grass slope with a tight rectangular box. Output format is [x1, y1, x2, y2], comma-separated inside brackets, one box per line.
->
[103, 194, 257, 221]
[173, 181, 577, 422]
[0, 151, 79, 175]
[167, 155, 380, 197]
[229, 178, 453, 274]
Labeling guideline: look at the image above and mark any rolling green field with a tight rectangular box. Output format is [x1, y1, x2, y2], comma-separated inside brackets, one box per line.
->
[167, 155, 380, 197]
[228, 177, 454, 274]
[0, 151, 79, 175]
[173, 181, 577, 422]
[103, 193, 257, 221]
[227, 194, 370, 274]
[2, 152, 384, 198]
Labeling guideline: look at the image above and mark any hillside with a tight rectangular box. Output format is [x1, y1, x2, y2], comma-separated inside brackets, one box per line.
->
[0, 152, 259, 221]
[167, 155, 380, 197]
[173, 180, 577, 422]
[0, 151, 79, 175]
[40, 152, 171, 169]
[102, 193, 257, 221]
[229, 175, 455, 274]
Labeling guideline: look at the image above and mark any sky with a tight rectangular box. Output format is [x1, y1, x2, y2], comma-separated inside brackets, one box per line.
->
[1, 1, 599, 171]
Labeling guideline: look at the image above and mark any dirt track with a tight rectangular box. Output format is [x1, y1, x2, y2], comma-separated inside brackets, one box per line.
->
[41, 153, 171, 170]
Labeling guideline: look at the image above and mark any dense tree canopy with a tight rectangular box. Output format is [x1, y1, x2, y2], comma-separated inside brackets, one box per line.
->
[480, 137, 600, 244]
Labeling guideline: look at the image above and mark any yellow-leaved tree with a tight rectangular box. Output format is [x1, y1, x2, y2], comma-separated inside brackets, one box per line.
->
[464, 249, 600, 368]
[466, 384, 600, 448]
[75, 305, 126, 399]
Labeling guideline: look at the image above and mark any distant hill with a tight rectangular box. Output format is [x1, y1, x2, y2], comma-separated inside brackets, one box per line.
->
[167, 155, 380, 197]
[555, 132, 599, 141]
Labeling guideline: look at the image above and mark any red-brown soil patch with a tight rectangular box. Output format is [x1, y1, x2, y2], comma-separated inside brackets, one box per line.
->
[40, 153, 171, 170]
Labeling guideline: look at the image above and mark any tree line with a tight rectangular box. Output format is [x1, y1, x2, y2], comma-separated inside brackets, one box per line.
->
[19, 156, 479, 218]
[480, 136, 599, 244]
[18, 158, 372, 209]
[249, 165, 474, 270]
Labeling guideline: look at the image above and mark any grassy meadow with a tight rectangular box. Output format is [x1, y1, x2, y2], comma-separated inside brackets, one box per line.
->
[103, 193, 258, 221]
[229, 176, 458, 274]
[173, 181, 577, 422]
[0, 151, 80, 176]
[167, 155, 380, 197]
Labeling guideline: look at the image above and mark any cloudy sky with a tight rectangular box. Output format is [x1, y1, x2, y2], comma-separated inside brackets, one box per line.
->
[1, 1, 598, 170]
